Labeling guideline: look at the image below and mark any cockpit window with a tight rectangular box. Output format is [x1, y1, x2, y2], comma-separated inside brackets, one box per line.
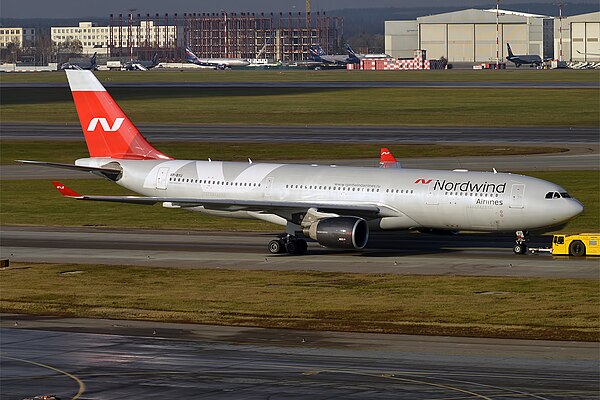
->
[545, 191, 568, 199]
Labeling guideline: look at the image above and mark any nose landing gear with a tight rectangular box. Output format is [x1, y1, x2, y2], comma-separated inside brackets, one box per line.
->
[513, 230, 529, 254]
[268, 234, 308, 256]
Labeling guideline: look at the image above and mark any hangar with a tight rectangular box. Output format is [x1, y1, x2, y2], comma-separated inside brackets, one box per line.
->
[386, 8, 554, 63]
[554, 12, 600, 61]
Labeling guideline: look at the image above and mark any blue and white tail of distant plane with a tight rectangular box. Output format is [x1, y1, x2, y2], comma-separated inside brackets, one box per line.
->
[185, 46, 200, 63]
[308, 45, 325, 60]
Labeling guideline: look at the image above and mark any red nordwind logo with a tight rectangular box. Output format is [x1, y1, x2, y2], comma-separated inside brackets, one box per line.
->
[414, 179, 432, 184]
[87, 117, 125, 132]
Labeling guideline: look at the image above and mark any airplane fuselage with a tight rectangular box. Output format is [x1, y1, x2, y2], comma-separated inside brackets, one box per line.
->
[77, 158, 583, 233]
[194, 58, 250, 67]
[507, 55, 542, 67]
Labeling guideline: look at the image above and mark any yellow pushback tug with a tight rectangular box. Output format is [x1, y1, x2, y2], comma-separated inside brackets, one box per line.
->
[551, 234, 599, 256]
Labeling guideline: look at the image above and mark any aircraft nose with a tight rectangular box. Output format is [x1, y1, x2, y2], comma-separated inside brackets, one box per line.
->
[568, 200, 584, 219]
[563, 199, 584, 219]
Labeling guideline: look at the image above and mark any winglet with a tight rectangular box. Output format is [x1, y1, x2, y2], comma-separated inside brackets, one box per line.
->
[380, 148, 397, 163]
[52, 181, 82, 198]
[379, 148, 401, 169]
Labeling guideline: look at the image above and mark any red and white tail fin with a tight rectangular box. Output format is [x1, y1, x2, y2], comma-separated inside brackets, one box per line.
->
[66, 70, 172, 160]
[379, 148, 401, 169]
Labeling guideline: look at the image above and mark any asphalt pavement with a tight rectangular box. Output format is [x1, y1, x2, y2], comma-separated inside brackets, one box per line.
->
[2, 80, 599, 89]
[2, 226, 598, 279]
[2, 123, 598, 144]
[1, 315, 598, 400]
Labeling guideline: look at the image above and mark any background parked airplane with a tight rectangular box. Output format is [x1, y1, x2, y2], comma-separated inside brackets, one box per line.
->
[345, 44, 389, 62]
[124, 53, 159, 71]
[185, 46, 250, 69]
[308, 45, 354, 66]
[60, 52, 97, 70]
[24, 71, 583, 256]
[506, 43, 543, 67]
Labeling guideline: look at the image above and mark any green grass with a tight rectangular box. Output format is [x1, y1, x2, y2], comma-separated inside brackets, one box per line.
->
[1, 87, 598, 126]
[1, 171, 597, 232]
[0, 140, 566, 165]
[1, 264, 597, 341]
[1, 69, 599, 83]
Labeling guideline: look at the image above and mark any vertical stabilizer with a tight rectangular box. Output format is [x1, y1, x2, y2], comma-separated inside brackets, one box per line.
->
[66, 70, 172, 160]
[507, 43, 514, 58]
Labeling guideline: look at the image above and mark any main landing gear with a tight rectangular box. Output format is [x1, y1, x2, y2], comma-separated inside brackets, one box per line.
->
[268, 234, 308, 256]
[513, 230, 529, 254]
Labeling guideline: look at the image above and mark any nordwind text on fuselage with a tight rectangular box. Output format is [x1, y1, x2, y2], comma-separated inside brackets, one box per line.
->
[433, 179, 507, 194]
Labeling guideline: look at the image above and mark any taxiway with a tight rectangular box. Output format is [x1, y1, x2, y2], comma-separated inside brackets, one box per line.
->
[1, 315, 598, 400]
[2, 123, 598, 144]
[2, 226, 597, 279]
[3, 80, 599, 89]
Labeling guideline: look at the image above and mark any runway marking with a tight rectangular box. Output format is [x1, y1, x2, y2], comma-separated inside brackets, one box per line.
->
[259, 363, 495, 399]
[0, 354, 86, 400]
[44, 367, 595, 398]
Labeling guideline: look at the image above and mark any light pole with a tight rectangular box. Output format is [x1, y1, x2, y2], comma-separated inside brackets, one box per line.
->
[558, 2, 565, 62]
[496, 0, 500, 68]
[221, 9, 228, 57]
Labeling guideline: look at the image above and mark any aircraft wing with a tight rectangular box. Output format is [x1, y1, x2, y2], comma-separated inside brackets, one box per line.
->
[131, 63, 148, 71]
[52, 181, 399, 219]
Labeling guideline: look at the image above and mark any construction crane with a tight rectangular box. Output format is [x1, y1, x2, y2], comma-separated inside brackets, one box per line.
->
[306, 0, 310, 26]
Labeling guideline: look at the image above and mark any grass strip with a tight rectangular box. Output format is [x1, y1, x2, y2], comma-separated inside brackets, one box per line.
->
[1, 87, 598, 126]
[0, 140, 566, 165]
[1, 263, 597, 341]
[1, 69, 599, 83]
[1, 171, 597, 232]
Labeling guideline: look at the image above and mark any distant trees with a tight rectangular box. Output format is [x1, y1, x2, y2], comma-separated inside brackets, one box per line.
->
[346, 33, 384, 54]
[1, 35, 84, 64]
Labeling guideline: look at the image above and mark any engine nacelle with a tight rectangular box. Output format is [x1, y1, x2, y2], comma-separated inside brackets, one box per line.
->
[304, 217, 369, 249]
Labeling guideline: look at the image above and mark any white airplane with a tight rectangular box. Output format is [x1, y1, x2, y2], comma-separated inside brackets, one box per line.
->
[22, 70, 584, 256]
[185, 47, 250, 69]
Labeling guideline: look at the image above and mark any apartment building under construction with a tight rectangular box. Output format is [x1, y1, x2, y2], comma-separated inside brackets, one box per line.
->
[106, 11, 342, 62]
[183, 12, 342, 62]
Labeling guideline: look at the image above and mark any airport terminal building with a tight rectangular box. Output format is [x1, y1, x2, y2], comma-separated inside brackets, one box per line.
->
[386, 8, 599, 63]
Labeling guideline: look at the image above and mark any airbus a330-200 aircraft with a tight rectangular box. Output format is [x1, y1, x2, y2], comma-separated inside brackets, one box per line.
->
[22, 70, 584, 256]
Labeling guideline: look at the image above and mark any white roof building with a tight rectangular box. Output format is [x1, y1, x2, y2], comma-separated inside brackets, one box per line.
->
[386, 8, 554, 63]
[51, 21, 178, 56]
[554, 11, 600, 61]
[0, 27, 36, 49]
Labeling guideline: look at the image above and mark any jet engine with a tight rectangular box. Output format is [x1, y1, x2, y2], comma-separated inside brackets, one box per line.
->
[304, 217, 369, 249]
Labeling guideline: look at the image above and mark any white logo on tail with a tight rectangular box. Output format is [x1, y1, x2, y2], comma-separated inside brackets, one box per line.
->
[87, 117, 125, 132]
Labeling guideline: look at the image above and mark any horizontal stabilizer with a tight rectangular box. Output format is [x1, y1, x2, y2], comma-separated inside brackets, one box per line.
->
[18, 160, 122, 180]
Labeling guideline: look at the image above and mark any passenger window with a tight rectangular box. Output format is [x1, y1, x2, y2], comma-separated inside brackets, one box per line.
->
[545, 192, 553, 199]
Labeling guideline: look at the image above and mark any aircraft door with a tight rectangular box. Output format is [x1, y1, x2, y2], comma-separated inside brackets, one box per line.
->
[265, 176, 274, 197]
[156, 167, 169, 190]
[425, 182, 439, 205]
[509, 184, 525, 208]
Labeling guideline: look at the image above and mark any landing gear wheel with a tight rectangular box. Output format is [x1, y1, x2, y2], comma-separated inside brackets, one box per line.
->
[295, 239, 308, 255]
[569, 240, 586, 257]
[286, 239, 308, 256]
[268, 239, 285, 254]
[513, 243, 527, 254]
